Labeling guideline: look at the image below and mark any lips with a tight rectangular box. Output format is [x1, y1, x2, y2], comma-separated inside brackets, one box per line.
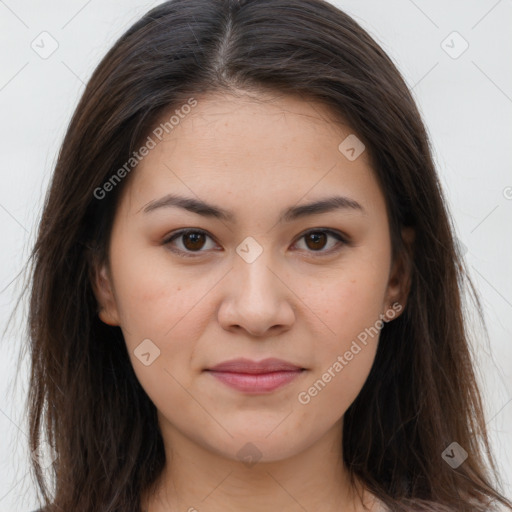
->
[207, 357, 304, 374]
[205, 358, 306, 393]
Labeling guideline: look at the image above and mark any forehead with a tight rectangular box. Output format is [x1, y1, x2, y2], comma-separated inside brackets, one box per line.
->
[147, 90, 355, 161]
[119, 91, 384, 219]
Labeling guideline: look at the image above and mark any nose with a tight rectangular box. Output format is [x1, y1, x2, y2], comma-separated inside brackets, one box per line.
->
[217, 249, 296, 338]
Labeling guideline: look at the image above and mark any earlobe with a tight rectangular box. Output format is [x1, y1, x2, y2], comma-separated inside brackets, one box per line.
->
[91, 261, 120, 327]
[98, 307, 119, 327]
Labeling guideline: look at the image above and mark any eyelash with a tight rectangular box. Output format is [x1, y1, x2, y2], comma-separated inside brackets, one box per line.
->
[162, 228, 348, 258]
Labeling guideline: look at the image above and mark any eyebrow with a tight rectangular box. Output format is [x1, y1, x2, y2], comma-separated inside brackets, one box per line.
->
[142, 193, 365, 223]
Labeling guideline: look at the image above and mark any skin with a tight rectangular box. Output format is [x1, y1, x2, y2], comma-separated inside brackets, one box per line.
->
[93, 89, 413, 512]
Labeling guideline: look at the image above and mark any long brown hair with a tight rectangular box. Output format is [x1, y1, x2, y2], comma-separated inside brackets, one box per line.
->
[22, 0, 512, 510]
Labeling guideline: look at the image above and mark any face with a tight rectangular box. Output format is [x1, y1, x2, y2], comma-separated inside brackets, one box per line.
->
[93, 90, 410, 464]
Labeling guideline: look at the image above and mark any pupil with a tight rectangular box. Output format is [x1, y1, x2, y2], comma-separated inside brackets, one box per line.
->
[184, 232, 204, 250]
[181, 232, 327, 252]
[307, 232, 326, 250]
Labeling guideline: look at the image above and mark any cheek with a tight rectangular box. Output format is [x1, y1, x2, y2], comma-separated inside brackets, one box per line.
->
[111, 255, 214, 412]
[295, 283, 382, 422]
[312, 259, 389, 349]
[295, 342, 377, 433]
[297, 254, 388, 405]
[110, 236, 211, 342]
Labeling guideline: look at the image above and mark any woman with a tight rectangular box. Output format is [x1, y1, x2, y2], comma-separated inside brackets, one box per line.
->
[25, 0, 512, 511]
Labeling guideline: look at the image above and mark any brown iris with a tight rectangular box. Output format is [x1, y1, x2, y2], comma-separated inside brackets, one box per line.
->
[304, 231, 328, 251]
[182, 232, 207, 251]
[178, 230, 331, 253]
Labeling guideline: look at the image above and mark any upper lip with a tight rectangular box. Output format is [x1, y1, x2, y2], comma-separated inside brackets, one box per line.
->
[206, 358, 304, 374]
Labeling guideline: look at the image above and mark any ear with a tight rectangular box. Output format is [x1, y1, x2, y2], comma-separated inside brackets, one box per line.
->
[383, 226, 415, 321]
[90, 258, 121, 327]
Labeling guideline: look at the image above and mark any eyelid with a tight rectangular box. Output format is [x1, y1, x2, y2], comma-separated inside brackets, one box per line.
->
[162, 227, 348, 257]
[162, 228, 219, 258]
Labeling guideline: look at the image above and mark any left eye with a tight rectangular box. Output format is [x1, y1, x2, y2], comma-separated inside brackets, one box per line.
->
[292, 229, 346, 254]
[163, 229, 346, 257]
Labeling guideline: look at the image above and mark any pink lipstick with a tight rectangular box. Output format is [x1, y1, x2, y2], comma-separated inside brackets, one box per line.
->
[205, 358, 305, 393]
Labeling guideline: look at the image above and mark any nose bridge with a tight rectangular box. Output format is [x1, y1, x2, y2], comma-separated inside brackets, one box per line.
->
[217, 235, 295, 335]
[233, 236, 279, 302]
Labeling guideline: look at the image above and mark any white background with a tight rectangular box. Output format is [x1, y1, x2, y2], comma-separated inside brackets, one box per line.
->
[0, 1, 511, 510]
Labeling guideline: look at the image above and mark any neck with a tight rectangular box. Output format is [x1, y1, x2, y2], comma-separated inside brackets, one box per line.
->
[142, 417, 379, 512]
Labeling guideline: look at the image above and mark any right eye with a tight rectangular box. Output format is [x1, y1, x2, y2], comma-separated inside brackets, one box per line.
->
[162, 229, 220, 257]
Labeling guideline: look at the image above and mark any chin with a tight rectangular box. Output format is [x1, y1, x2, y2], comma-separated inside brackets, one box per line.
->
[209, 429, 313, 465]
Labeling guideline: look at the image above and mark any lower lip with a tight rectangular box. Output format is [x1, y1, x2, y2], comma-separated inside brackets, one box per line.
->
[206, 370, 304, 393]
